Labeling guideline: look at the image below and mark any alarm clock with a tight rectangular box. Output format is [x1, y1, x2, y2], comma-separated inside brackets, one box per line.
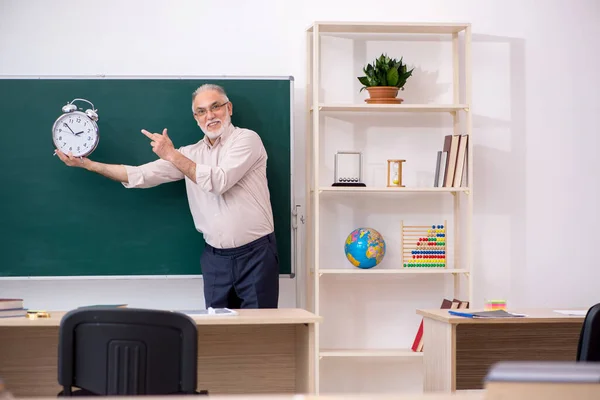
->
[52, 98, 99, 158]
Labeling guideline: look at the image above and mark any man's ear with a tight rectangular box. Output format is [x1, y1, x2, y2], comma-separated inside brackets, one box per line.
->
[228, 102, 233, 116]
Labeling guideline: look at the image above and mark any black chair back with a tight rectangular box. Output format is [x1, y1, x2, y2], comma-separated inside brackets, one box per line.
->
[577, 303, 600, 362]
[58, 307, 198, 396]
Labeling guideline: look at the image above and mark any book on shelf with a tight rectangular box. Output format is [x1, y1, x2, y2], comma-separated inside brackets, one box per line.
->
[433, 150, 446, 187]
[434, 134, 468, 188]
[411, 297, 469, 352]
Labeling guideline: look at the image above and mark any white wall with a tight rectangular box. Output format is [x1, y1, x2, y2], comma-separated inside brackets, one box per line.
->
[1, 0, 599, 394]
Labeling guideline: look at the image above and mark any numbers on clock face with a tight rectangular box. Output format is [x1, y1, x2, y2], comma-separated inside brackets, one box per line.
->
[52, 111, 99, 157]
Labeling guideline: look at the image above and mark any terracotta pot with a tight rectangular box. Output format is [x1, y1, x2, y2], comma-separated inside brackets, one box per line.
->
[365, 86, 403, 104]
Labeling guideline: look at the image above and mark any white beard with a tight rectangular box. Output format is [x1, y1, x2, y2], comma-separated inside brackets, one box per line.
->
[201, 117, 231, 141]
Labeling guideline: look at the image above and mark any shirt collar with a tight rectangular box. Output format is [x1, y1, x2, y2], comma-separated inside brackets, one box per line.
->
[202, 123, 235, 148]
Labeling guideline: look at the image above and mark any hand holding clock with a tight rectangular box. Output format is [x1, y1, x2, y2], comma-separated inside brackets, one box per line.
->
[56, 127, 177, 168]
[55, 124, 191, 183]
[141, 128, 177, 162]
[54, 149, 88, 168]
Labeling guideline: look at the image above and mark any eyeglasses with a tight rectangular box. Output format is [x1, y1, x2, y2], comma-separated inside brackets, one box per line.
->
[193, 101, 229, 117]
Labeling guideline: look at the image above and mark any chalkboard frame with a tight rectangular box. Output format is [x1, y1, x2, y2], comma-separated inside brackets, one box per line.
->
[0, 75, 297, 280]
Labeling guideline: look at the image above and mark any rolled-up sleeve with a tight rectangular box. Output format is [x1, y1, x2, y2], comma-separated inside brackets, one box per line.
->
[122, 158, 185, 189]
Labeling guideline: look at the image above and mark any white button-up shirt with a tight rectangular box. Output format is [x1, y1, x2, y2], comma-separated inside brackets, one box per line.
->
[122, 124, 274, 249]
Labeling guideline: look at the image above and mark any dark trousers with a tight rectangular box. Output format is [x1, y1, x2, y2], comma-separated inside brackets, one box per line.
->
[201, 232, 279, 309]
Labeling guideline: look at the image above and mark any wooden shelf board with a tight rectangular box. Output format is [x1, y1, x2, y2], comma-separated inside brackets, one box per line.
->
[320, 348, 423, 358]
[319, 268, 468, 275]
[318, 187, 468, 194]
[313, 103, 468, 113]
[307, 22, 470, 34]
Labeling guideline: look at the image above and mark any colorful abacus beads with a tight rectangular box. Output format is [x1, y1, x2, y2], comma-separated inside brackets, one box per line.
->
[403, 223, 447, 268]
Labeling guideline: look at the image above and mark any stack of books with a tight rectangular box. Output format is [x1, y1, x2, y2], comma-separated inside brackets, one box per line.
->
[0, 298, 26, 318]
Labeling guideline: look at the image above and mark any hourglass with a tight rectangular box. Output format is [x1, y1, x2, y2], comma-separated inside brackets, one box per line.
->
[387, 159, 405, 187]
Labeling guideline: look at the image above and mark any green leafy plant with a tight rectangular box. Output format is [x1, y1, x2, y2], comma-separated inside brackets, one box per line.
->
[357, 53, 414, 92]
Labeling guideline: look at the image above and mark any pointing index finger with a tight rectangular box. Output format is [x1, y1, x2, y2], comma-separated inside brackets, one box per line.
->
[140, 129, 155, 140]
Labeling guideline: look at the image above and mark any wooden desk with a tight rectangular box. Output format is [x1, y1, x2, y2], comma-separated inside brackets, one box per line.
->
[17, 392, 485, 400]
[0, 308, 321, 397]
[416, 308, 585, 392]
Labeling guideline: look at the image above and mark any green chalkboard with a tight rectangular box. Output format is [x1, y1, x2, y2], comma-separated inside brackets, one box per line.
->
[0, 76, 294, 277]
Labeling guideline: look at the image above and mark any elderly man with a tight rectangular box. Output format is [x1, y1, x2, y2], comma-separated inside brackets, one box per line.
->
[55, 84, 279, 309]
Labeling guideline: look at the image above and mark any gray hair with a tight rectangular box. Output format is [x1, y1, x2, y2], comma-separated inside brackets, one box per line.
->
[191, 84, 229, 104]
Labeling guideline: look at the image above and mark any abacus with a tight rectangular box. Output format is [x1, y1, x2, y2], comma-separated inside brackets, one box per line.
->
[401, 220, 446, 268]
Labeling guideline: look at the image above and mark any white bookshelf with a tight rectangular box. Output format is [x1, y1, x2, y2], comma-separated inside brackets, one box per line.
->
[313, 104, 469, 113]
[305, 21, 473, 394]
[318, 187, 469, 193]
[319, 268, 469, 275]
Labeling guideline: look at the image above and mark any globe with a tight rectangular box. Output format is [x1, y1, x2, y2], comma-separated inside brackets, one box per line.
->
[344, 227, 386, 269]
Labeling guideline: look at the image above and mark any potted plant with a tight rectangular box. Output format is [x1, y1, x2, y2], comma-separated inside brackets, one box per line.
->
[357, 53, 414, 104]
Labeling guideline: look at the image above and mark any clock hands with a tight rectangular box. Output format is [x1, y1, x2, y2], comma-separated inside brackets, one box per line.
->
[62, 123, 83, 136]
[63, 123, 77, 135]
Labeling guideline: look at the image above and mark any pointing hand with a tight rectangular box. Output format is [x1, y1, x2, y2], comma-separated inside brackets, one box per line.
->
[141, 128, 176, 162]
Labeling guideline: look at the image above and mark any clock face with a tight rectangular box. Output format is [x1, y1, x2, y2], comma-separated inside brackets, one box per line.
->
[52, 111, 99, 157]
